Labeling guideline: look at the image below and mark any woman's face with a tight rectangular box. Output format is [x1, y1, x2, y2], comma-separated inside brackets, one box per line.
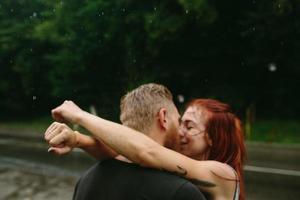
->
[179, 106, 211, 160]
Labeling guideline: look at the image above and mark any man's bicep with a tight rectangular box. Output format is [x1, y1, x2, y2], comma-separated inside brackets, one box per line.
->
[174, 182, 207, 200]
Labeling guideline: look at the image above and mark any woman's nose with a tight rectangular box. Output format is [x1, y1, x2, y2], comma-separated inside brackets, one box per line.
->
[179, 133, 189, 144]
[179, 127, 189, 143]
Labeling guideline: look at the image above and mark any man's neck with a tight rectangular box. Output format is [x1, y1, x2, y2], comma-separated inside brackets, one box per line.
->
[146, 127, 165, 146]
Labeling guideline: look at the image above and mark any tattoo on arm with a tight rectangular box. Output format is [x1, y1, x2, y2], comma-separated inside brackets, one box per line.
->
[188, 178, 216, 187]
[161, 165, 187, 176]
[176, 165, 188, 176]
[161, 165, 216, 188]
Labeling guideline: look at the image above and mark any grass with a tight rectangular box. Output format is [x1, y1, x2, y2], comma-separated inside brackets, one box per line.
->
[0, 117, 53, 135]
[246, 119, 300, 144]
[0, 116, 92, 136]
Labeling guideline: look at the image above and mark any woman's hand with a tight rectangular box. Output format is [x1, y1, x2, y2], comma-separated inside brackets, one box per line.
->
[44, 122, 78, 155]
[44, 121, 119, 159]
[51, 100, 85, 124]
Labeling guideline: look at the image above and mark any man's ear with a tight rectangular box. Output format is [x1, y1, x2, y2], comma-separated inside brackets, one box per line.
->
[158, 108, 168, 130]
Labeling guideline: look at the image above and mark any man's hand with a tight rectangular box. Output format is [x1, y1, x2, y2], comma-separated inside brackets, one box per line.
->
[44, 122, 78, 155]
[51, 100, 84, 124]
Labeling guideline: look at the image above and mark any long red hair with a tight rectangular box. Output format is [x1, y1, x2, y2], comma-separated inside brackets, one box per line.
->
[188, 99, 246, 200]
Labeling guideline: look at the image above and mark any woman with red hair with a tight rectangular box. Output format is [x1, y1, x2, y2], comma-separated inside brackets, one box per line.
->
[179, 99, 246, 200]
[47, 98, 246, 200]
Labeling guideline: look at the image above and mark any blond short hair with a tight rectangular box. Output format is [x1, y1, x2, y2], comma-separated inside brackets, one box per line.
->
[120, 83, 174, 133]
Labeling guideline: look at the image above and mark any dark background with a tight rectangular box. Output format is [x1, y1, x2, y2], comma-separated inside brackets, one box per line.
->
[1, 0, 299, 121]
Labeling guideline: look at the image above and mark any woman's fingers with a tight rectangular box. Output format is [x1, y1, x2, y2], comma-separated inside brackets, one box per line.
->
[49, 130, 68, 146]
[48, 146, 72, 155]
[51, 101, 83, 124]
[44, 122, 57, 138]
[45, 123, 62, 141]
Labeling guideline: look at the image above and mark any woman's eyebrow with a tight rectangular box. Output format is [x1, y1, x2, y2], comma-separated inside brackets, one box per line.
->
[183, 119, 193, 124]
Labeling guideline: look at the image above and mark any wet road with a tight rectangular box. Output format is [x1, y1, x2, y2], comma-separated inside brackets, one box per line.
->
[0, 136, 299, 200]
[0, 137, 93, 200]
[244, 142, 300, 199]
[0, 168, 75, 200]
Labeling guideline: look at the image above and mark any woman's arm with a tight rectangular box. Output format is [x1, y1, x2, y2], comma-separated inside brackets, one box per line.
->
[75, 131, 118, 159]
[51, 101, 235, 193]
[45, 122, 118, 159]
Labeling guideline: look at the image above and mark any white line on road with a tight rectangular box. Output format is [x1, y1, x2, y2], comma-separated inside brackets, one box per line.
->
[245, 165, 300, 177]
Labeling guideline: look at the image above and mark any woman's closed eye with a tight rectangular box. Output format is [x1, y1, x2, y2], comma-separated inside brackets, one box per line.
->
[185, 122, 196, 131]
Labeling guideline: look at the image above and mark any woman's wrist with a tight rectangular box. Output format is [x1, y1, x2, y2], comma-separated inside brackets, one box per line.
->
[74, 130, 82, 148]
[76, 110, 90, 126]
[74, 130, 97, 149]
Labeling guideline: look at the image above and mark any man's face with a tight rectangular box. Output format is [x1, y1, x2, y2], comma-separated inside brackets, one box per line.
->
[163, 105, 181, 151]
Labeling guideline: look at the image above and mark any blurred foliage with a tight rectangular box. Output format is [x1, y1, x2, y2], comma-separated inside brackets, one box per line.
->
[0, 0, 300, 121]
[249, 120, 300, 143]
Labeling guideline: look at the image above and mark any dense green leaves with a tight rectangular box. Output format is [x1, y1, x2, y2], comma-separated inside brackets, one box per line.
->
[0, 0, 299, 119]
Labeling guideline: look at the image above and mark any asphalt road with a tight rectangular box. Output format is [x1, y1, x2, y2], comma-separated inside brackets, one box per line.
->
[245, 142, 300, 199]
[0, 135, 299, 200]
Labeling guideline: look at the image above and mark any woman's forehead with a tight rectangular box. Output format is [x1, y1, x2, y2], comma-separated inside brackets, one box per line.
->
[182, 107, 199, 119]
[182, 106, 206, 122]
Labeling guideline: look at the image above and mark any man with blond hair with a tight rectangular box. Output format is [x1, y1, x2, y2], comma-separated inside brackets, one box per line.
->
[45, 83, 206, 200]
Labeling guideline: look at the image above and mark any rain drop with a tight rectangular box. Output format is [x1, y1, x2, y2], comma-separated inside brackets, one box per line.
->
[33, 96, 37, 101]
[268, 63, 277, 72]
[177, 95, 185, 103]
[185, 10, 189, 14]
[33, 12, 37, 17]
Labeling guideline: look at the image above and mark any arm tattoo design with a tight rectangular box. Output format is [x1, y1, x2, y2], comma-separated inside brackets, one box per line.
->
[161, 165, 187, 176]
[176, 165, 188, 176]
[188, 178, 216, 187]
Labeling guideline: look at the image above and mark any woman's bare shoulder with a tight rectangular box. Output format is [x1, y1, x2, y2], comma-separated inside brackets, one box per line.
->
[207, 161, 237, 180]
[196, 160, 236, 180]
[188, 160, 237, 198]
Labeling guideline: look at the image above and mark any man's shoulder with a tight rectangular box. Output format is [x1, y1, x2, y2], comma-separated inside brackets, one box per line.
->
[136, 167, 206, 200]
[101, 159, 188, 183]
[75, 159, 206, 200]
[173, 181, 207, 200]
[104, 159, 206, 199]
